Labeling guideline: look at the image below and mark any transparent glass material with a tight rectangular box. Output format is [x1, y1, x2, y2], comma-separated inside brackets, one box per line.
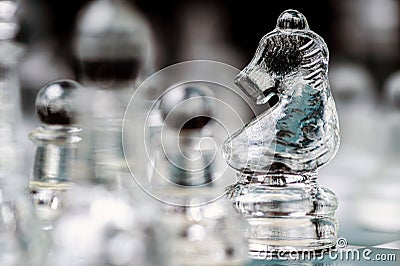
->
[0, 2, 44, 264]
[46, 185, 160, 266]
[40, 86, 162, 265]
[0, 0, 24, 195]
[38, 85, 161, 265]
[161, 199, 249, 266]
[222, 10, 340, 257]
[73, 0, 154, 186]
[0, 42, 24, 188]
[28, 80, 82, 230]
[0, 193, 44, 266]
[152, 85, 249, 266]
[46, 4, 161, 264]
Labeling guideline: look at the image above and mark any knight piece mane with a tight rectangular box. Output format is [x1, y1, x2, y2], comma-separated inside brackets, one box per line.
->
[257, 30, 328, 89]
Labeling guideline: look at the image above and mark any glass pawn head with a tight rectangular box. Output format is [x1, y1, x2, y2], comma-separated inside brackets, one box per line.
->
[160, 84, 215, 131]
[234, 9, 328, 105]
[73, 0, 153, 89]
[35, 80, 82, 126]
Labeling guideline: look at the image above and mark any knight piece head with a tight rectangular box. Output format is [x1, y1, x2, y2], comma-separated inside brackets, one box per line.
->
[235, 9, 329, 105]
[223, 10, 339, 174]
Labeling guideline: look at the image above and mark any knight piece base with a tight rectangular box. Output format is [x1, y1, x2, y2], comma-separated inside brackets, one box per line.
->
[227, 173, 338, 259]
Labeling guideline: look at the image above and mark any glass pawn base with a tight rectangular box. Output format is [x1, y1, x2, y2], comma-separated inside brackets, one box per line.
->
[29, 181, 70, 230]
[227, 173, 338, 260]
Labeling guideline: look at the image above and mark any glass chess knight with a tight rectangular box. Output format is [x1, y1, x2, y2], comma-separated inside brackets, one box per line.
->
[222, 9, 340, 258]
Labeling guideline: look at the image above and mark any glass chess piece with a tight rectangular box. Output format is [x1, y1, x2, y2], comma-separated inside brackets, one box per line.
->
[46, 3, 162, 264]
[222, 10, 340, 258]
[28, 80, 82, 230]
[73, 0, 154, 186]
[0, 0, 25, 189]
[355, 71, 400, 233]
[0, 188, 44, 266]
[0, 2, 44, 265]
[151, 84, 249, 266]
[46, 183, 160, 266]
[45, 86, 161, 266]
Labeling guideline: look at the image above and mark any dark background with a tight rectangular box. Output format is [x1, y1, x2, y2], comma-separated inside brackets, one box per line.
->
[18, 0, 400, 88]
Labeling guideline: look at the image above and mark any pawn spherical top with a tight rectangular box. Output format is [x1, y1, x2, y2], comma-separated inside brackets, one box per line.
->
[160, 84, 215, 130]
[277, 9, 309, 30]
[36, 80, 82, 125]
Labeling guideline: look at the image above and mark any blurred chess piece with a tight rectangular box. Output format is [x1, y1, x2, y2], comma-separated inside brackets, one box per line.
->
[43, 81, 162, 266]
[152, 84, 249, 266]
[45, 3, 162, 264]
[47, 184, 160, 266]
[73, 0, 154, 186]
[0, 0, 25, 191]
[45, 84, 161, 266]
[223, 10, 340, 257]
[28, 80, 82, 230]
[0, 192, 44, 266]
[356, 71, 400, 233]
[0, 2, 44, 265]
[74, 0, 153, 90]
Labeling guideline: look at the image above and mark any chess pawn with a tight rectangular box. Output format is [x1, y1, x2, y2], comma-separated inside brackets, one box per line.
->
[43, 86, 160, 265]
[152, 84, 249, 266]
[223, 10, 339, 257]
[356, 71, 400, 232]
[28, 80, 82, 229]
[44, 83, 161, 266]
[73, 0, 154, 186]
